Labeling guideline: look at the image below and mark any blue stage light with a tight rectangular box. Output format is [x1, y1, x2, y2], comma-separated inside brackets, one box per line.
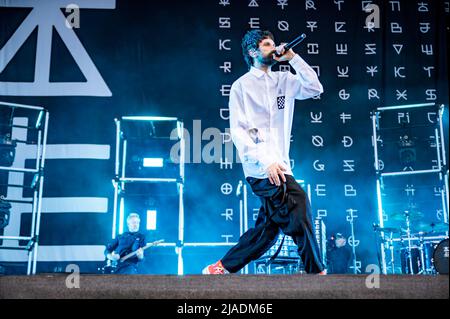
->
[143, 157, 164, 167]
[146, 210, 157, 230]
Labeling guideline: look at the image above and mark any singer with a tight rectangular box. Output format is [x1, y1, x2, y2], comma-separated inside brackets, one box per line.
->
[203, 30, 326, 275]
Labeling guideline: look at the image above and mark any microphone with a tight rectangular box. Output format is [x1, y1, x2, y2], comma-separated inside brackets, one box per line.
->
[274, 33, 307, 56]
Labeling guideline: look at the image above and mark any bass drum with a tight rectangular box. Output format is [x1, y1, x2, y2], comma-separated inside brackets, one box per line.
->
[433, 239, 449, 275]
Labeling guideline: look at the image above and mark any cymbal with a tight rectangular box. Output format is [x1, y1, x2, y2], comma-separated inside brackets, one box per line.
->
[412, 222, 449, 234]
[375, 227, 402, 233]
[389, 210, 424, 222]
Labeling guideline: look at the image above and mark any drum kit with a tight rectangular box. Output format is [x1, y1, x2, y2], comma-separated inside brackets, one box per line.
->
[374, 209, 449, 275]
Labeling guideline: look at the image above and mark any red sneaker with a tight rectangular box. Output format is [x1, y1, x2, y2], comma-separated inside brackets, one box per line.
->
[202, 260, 229, 275]
[318, 269, 327, 275]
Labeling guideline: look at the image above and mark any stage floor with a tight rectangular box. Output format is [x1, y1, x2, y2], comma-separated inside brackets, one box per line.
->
[0, 274, 448, 299]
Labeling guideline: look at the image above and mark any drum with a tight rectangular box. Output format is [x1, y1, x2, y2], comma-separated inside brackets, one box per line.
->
[422, 241, 439, 274]
[400, 246, 422, 274]
[433, 239, 449, 275]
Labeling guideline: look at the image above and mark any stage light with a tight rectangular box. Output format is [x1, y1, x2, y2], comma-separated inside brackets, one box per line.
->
[119, 197, 125, 235]
[146, 210, 157, 230]
[143, 157, 164, 168]
[0, 198, 11, 230]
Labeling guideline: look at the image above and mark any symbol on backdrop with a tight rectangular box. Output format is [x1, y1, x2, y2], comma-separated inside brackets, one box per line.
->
[427, 112, 437, 123]
[313, 160, 325, 172]
[248, 0, 259, 7]
[337, 66, 349, 78]
[315, 184, 326, 197]
[219, 17, 231, 28]
[336, 43, 348, 55]
[366, 66, 378, 77]
[311, 66, 320, 77]
[348, 236, 360, 248]
[306, 21, 318, 32]
[277, 0, 288, 10]
[339, 89, 350, 100]
[418, 2, 429, 12]
[389, 1, 401, 11]
[365, 44, 377, 55]
[220, 85, 231, 96]
[394, 67, 406, 78]
[335, 22, 346, 33]
[436, 209, 443, 221]
[397, 112, 410, 124]
[431, 159, 440, 170]
[343, 160, 355, 172]
[334, 0, 344, 11]
[221, 183, 233, 195]
[221, 209, 233, 221]
[393, 44, 403, 55]
[307, 43, 319, 55]
[221, 132, 232, 144]
[342, 136, 353, 148]
[317, 209, 327, 218]
[377, 160, 385, 171]
[340, 113, 352, 123]
[305, 0, 317, 10]
[220, 158, 233, 170]
[423, 66, 434, 78]
[221, 235, 233, 243]
[419, 22, 431, 33]
[278, 21, 289, 32]
[0, 0, 114, 96]
[421, 45, 433, 56]
[368, 89, 380, 100]
[219, 0, 231, 6]
[312, 136, 324, 147]
[425, 89, 437, 101]
[346, 208, 358, 222]
[350, 261, 362, 273]
[249, 18, 260, 29]
[390, 22, 403, 33]
[396, 90, 408, 101]
[220, 108, 230, 120]
[219, 39, 231, 51]
[405, 185, 416, 196]
[345, 185, 357, 197]
[220, 62, 232, 73]
[310, 112, 323, 123]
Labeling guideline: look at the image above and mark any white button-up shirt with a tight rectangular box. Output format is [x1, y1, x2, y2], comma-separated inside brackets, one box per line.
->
[229, 54, 323, 178]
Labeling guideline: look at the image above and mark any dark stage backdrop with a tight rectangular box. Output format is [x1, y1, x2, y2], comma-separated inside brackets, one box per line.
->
[0, 0, 448, 274]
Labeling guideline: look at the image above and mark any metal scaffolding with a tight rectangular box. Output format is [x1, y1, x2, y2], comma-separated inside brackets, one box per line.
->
[0, 101, 49, 275]
[112, 116, 185, 274]
[371, 103, 449, 274]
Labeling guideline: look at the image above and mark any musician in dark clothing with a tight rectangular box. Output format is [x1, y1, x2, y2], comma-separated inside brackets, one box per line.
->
[104, 213, 146, 274]
[326, 233, 352, 274]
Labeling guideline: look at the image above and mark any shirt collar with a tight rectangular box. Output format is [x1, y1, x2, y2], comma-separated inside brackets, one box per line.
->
[250, 66, 275, 79]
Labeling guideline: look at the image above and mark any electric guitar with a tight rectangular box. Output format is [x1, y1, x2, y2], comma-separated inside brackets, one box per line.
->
[100, 239, 164, 274]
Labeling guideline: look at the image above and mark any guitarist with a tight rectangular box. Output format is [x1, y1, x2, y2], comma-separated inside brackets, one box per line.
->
[104, 213, 146, 274]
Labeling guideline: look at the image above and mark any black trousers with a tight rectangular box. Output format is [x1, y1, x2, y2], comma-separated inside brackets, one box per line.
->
[221, 175, 325, 274]
[115, 263, 138, 275]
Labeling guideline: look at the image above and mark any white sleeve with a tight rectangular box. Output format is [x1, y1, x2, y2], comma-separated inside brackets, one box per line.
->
[229, 81, 279, 170]
[287, 54, 324, 100]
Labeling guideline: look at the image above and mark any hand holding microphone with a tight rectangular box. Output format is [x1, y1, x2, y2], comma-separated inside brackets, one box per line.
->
[272, 33, 307, 62]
